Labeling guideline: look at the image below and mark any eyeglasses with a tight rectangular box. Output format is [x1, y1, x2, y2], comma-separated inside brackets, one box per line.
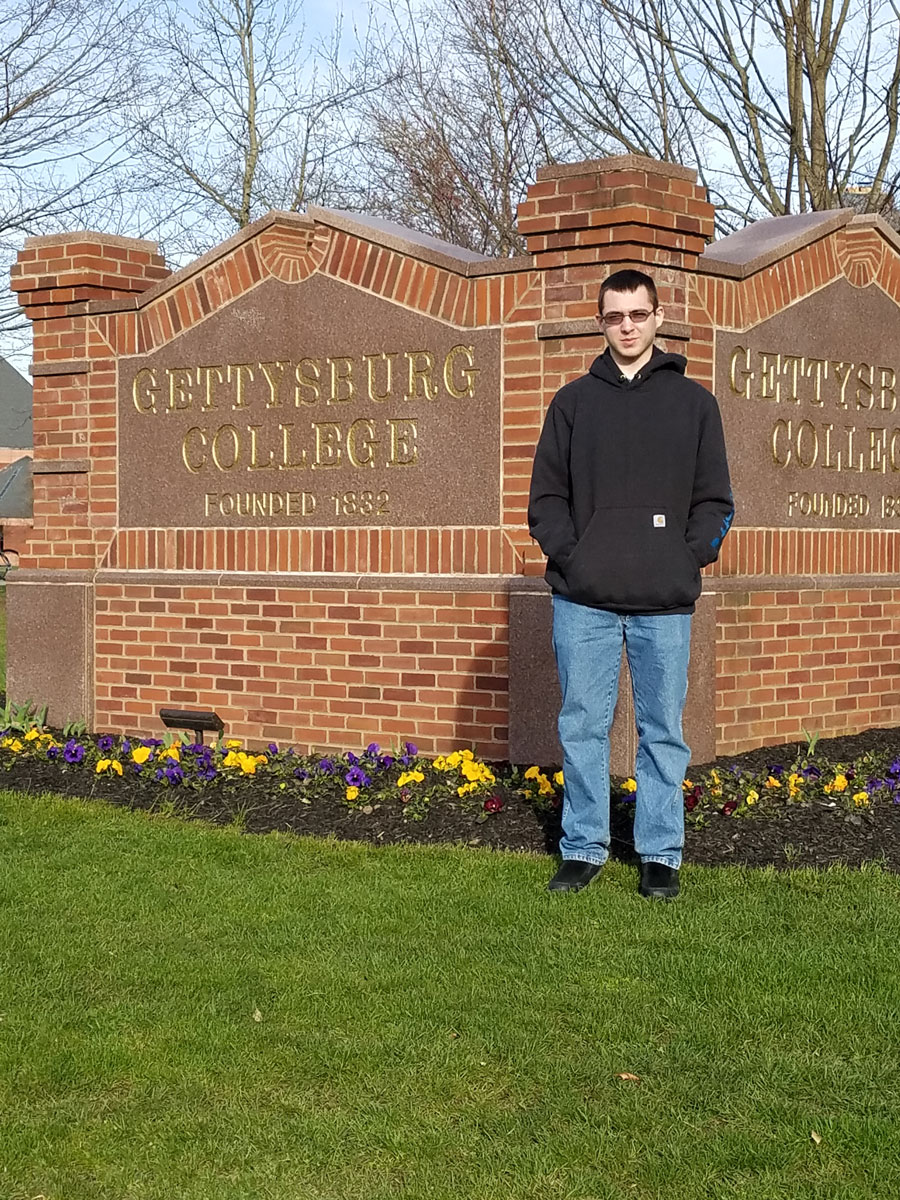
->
[599, 308, 657, 326]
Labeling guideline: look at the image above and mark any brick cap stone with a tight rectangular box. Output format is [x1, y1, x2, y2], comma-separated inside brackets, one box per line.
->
[308, 205, 489, 274]
[22, 231, 161, 254]
[847, 211, 900, 255]
[700, 209, 851, 278]
[537, 154, 698, 184]
[134, 209, 314, 308]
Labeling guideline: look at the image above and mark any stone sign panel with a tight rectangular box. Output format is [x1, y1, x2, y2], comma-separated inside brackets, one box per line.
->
[716, 278, 900, 527]
[119, 273, 501, 528]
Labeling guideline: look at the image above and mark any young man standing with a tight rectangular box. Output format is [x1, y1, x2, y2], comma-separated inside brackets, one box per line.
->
[528, 268, 733, 899]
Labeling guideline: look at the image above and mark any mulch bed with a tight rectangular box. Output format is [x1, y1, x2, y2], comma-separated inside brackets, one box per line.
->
[3, 726, 900, 872]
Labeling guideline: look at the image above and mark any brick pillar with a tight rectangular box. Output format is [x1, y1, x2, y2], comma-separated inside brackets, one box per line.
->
[509, 155, 719, 769]
[7, 234, 170, 726]
[517, 153, 715, 329]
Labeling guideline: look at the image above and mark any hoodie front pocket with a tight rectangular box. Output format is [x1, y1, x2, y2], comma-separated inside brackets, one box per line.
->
[563, 507, 701, 610]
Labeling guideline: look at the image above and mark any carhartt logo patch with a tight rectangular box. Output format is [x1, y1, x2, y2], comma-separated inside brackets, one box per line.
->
[653, 514, 666, 527]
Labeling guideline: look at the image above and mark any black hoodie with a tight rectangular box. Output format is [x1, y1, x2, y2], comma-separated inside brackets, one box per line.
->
[527, 348, 734, 615]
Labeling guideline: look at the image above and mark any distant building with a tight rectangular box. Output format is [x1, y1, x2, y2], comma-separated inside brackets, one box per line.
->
[0, 358, 33, 570]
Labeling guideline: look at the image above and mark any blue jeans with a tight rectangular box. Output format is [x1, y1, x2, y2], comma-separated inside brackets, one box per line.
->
[551, 596, 692, 869]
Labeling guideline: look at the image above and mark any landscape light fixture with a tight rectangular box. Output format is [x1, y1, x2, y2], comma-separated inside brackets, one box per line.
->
[159, 707, 225, 745]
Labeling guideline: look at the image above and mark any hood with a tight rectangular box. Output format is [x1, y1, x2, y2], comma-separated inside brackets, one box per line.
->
[589, 347, 687, 387]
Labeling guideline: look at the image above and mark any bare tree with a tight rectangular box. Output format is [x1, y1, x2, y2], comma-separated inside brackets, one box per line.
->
[487, 0, 900, 229]
[127, 0, 376, 261]
[0, 0, 150, 358]
[358, 0, 558, 256]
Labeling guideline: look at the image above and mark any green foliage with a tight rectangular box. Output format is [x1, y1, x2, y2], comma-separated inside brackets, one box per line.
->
[1, 698, 47, 733]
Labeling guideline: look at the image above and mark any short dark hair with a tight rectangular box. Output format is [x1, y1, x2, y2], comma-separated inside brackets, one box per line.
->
[598, 269, 659, 314]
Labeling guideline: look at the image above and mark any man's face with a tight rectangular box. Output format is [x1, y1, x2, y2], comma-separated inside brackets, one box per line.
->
[597, 285, 663, 372]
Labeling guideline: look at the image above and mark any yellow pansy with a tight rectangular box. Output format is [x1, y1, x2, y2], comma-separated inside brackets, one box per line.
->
[524, 765, 541, 781]
[459, 749, 474, 761]
[433, 756, 448, 771]
[225, 739, 242, 748]
[853, 791, 869, 807]
[346, 785, 360, 801]
[457, 781, 478, 796]
[682, 779, 694, 791]
[397, 769, 425, 787]
[96, 759, 123, 775]
[24, 728, 40, 742]
[9, 739, 23, 753]
[537, 773, 555, 796]
[553, 770, 564, 787]
[132, 746, 152, 765]
[622, 778, 637, 793]
[160, 744, 180, 761]
[746, 790, 759, 805]
[765, 775, 782, 789]
[832, 774, 848, 793]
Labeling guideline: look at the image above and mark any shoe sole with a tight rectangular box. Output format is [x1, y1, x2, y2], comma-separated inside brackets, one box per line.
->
[639, 888, 678, 900]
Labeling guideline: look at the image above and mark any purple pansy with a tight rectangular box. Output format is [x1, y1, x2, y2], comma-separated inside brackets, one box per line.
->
[319, 758, 336, 775]
[98, 734, 115, 753]
[345, 766, 371, 787]
[47, 745, 60, 759]
[63, 740, 85, 764]
[268, 743, 279, 755]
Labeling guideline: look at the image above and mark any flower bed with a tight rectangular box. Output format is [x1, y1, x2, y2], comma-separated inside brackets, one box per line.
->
[2, 721, 900, 869]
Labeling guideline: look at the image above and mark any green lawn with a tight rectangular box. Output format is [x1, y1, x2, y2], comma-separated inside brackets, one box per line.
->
[2, 789, 899, 1200]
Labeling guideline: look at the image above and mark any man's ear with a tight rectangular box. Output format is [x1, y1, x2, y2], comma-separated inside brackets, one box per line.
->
[655, 306, 665, 326]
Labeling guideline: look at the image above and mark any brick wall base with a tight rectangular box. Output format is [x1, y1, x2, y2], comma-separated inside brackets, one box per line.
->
[716, 588, 900, 757]
[93, 581, 509, 756]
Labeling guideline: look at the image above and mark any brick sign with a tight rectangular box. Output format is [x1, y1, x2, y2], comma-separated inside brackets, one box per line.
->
[716, 278, 900, 527]
[119, 273, 501, 528]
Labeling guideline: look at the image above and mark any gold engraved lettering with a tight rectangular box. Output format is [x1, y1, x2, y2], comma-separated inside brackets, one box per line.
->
[294, 359, 320, 406]
[781, 356, 802, 404]
[388, 418, 418, 466]
[247, 425, 275, 471]
[868, 427, 888, 473]
[881, 368, 897, 413]
[347, 418, 378, 467]
[831, 361, 853, 408]
[312, 422, 343, 468]
[228, 363, 255, 409]
[196, 366, 225, 412]
[444, 344, 479, 398]
[260, 361, 288, 408]
[891, 430, 900, 472]
[836, 426, 861, 472]
[795, 419, 819, 468]
[821, 423, 840, 471]
[772, 418, 792, 466]
[182, 427, 208, 473]
[327, 357, 354, 404]
[219, 493, 235, 516]
[804, 358, 828, 406]
[759, 352, 781, 402]
[204, 493, 217, 517]
[279, 423, 307, 469]
[211, 424, 240, 471]
[167, 367, 194, 411]
[363, 352, 397, 402]
[133, 367, 159, 414]
[728, 347, 752, 399]
[287, 491, 316, 515]
[856, 363, 874, 410]
[405, 351, 437, 401]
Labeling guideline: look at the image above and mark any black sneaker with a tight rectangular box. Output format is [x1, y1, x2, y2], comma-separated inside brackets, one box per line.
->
[639, 861, 680, 900]
[547, 860, 602, 893]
